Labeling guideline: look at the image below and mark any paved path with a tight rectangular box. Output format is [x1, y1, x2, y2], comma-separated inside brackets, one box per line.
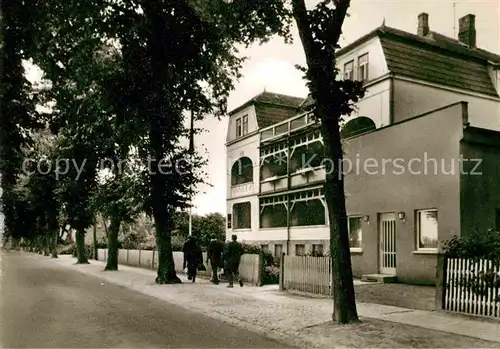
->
[0, 252, 293, 348]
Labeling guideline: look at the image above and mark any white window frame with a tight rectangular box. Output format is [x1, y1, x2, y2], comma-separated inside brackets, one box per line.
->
[357, 53, 369, 82]
[236, 118, 242, 138]
[348, 215, 362, 252]
[344, 60, 354, 80]
[242, 114, 249, 136]
[416, 209, 439, 252]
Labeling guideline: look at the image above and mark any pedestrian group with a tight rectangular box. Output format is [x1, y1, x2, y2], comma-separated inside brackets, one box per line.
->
[182, 234, 244, 287]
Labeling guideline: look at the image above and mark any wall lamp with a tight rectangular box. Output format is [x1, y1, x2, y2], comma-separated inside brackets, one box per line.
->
[362, 215, 370, 223]
[397, 211, 406, 222]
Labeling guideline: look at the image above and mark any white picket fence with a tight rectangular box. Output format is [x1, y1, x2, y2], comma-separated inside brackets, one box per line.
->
[443, 257, 500, 318]
[280, 255, 331, 296]
[97, 249, 262, 286]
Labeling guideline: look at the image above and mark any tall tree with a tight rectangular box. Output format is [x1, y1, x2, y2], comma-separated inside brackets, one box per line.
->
[106, 0, 291, 284]
[291, 0, 365, 324]
[0, 0, 43, 243]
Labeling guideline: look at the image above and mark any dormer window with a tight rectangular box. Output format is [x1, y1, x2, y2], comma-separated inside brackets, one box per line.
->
[357, 53, 369, 82]
[235, 114, 249, 139]
[344, 60, 354, 80]
[236, 118, 242, 137]
[242, 115, 248, 135]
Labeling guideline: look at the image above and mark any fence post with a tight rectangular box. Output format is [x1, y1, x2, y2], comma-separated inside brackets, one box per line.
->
[127, 249, 129, 264]
[279, 252, 285, 291]
[435, 253, 448, 310]
[138, 249, 141, 267]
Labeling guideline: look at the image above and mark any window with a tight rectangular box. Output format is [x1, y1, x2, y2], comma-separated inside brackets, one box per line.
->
[357, 53, 369, 82]
[261, 244, 269, 253]
[242, 115, 249, 136]
[416, 209, 438, 250]
[295, 244, 305, 256]
[348, 216, 362, 250]
[274, 244, 283, 258]
[344, 60, 354, 80]
[236, 118, 242, 138]
[312, 244, 324, 256]
[227, 213, 232, 229]
[233, 202, 251, 229]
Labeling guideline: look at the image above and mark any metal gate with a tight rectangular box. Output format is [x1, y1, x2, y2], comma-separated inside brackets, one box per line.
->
[379, 213, 396, 275]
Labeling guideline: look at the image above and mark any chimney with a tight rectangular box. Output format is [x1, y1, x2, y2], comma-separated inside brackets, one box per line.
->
[417, 13, 429, 37]
[458, 14, 476, 47]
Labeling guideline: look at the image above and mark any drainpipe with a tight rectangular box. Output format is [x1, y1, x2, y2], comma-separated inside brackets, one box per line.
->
[389, 73, 395, 125]
[286, 134, 291, 255]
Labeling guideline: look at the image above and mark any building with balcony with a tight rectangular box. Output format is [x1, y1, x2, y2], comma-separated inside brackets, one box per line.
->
[225, 13, 500, 284]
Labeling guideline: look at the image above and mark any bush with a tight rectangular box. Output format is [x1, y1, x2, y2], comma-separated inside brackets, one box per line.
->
[443, 229, 500, 261]
[443, 229, 500, 302]
[241, 242, 280, 285]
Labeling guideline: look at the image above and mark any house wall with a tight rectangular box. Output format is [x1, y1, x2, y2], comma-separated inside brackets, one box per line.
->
[343, 102, 466, 284]
[337, 37, 391, 129]
[393, 79, 500, 131]
[344, 79, 392, 128]
[226, 194, 259, 242]
[226, 105, 257, 143]
[459, 131, 500, 235]
[226, 133, 260, 200]
[337, 37, 389, 84]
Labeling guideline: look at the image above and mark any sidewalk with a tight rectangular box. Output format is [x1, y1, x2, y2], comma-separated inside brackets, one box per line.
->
[49, 254, 500, 348]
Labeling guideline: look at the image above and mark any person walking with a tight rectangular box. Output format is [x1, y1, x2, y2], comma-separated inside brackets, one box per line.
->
[224, 234, 244, 288]
[182, 236, 203, 283]
[206, 236, 224, 284]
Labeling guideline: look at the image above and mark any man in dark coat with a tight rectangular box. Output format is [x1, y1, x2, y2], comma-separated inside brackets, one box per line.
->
[206, 236, 224, 284]
[224, 234, 244, 288]
[182, 236, 203, 283]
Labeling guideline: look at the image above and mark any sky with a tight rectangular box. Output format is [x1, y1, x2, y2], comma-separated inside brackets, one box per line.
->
[23, 0, 500, 217]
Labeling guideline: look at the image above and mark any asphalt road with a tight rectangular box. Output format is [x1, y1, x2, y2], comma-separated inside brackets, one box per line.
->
[1, 252, 293, 348]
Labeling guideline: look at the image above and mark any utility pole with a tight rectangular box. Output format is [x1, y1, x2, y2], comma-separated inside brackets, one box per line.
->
[188, 109, 195, 237]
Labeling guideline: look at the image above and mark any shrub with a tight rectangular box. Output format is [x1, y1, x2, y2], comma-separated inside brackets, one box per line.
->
[241, 242, 280, 285]
[443, 229, 500, 302]
[443, 229, 500, 261]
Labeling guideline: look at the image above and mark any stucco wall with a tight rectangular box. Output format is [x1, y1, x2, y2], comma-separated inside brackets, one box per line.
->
[393, 79, 500, 131]
[343, 102, 466, 284]
[337, 36, 391, 129]
[337, 37, 389, 84]
[344, 79, 391, 128]
[226, 105, 257, 142]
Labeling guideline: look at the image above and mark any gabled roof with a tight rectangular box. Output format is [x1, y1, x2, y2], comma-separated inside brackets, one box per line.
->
[335, 24, 500, 97]
[229, 91, 306, 128]
[336, 24, 500, 63]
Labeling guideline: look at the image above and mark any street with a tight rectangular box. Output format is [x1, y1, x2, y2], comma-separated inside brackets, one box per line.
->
[0, 252, 293, 348]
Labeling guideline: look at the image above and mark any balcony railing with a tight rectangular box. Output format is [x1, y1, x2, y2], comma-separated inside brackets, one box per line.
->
[260, 110, 316, 142]
[230, 182, 254, 198]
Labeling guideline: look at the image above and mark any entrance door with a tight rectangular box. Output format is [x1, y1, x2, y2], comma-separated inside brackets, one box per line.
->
[379, 213, 396, 275]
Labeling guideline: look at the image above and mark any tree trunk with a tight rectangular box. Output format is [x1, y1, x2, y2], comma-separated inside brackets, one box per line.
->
[37, 236, 43, 254]
[154, 213, 181, 284]
[50, 230, 58, 258]
[104, 217, 121, 271]
[102, 215, 109, 239]
[75, 229, 89, 264]
[320, 116, 359, 323]
[93, 220, 98, 260]
[292, 0, 359, 324]
[43, 234, 50, 256]
[148, 120, 181, 284]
